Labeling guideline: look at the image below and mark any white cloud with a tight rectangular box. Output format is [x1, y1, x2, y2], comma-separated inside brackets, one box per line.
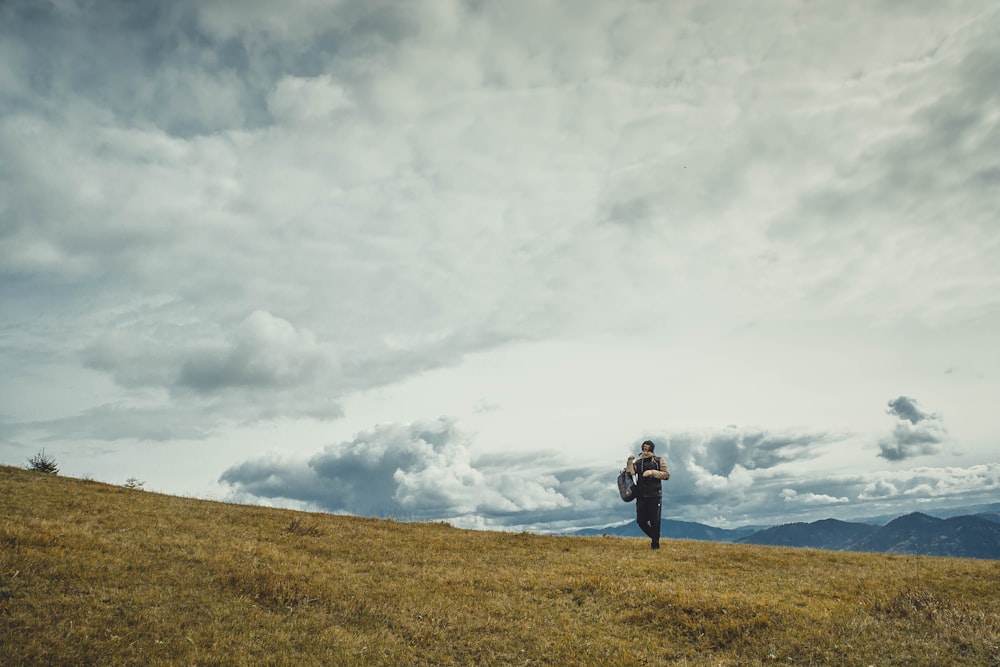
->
[55, 310, 344, 439]
[859, 479, 900, 500]
[178, 310, 339, 392]
[218, 420, 998, 530]
[781, 489, 849, 506]
[267, 75, 353, 123]
[82, 310, 338, 394]
[878, 396, 949, 461]
[220, 418, 581, 528]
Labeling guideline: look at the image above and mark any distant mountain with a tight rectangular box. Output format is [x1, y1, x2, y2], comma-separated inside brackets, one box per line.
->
[928, 502, 1000, 519]
[738, 512, 1000, 560]
[850, 502, 1000, 526]
[739, 518, 878, 550]
[851, 513, 1000, 559]
[569, 518, 757, 542]
[572, 508, 1000, 559]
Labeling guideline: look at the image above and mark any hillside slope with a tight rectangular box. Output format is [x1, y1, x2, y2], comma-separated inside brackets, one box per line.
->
[2, 466, 998, 666]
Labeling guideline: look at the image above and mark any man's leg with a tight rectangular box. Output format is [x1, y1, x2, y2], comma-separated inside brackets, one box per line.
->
[636, 497, 657, 542]
[649, 498, 662, 549]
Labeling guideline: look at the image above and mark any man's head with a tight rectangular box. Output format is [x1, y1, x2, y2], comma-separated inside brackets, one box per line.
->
[641, 440, 655, 455]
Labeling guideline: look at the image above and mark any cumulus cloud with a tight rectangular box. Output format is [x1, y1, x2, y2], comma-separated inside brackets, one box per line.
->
[652, 428, 833, 497]
[878, 396, 948, 461]
[177, 310, 339, 392]
[887, 396, 935, 425]
[780, 489, 848, 506]
[634, 429, 852, 524]
[220, 418, 605, 530]
[627, 427, 994, 526]
[856, 465, 1000, 509]
[858, 478, 899, 500]
[218, 423, 839, 529]
[72, 310, 344, 438]
[220, 418, 1000, 530]
[82, 310, 338, 392]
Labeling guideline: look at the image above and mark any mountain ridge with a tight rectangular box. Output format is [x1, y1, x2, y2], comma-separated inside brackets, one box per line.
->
[739, 511, 1000, 559]
[574, 508, 1000, 559]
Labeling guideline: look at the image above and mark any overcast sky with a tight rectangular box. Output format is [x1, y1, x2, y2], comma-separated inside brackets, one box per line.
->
[2, 0, 998, 532]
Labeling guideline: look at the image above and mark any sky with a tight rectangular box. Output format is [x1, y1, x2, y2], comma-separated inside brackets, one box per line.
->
[2, 0, 998, 533]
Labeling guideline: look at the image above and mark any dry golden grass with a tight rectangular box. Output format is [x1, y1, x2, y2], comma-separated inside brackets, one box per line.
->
[2, 464, 998, 666]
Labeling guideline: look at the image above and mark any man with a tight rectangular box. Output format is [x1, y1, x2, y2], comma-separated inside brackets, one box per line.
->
[626, 440, 670, 549]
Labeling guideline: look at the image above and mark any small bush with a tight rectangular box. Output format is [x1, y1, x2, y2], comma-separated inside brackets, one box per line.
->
[27, 449, 59, 474]
[123, 477, 145, 490]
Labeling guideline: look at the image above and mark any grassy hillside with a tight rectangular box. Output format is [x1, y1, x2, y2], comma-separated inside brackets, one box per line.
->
[2, 465, 998, 666]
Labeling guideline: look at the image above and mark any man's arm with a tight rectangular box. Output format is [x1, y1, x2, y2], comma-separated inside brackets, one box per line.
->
[650, 459, 670, 480]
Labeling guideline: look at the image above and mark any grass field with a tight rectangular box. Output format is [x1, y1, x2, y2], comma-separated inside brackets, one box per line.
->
[2, 464, 998, 666]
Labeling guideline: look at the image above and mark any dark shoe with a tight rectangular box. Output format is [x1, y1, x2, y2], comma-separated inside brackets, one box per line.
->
[651, 541, 660, 550]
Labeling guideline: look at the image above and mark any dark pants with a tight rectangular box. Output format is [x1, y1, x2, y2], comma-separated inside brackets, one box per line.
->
[636, 495, 662, 546]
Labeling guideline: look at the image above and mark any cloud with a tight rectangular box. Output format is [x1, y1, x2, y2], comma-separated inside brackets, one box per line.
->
[220, 418, 601, 530]
[856, 465, 1000, 506]
[634, 429, 853, 524]
[33, 404, 213, 443]
[82, 309, 339, 394]
[220, 418, 1000, 530]
[878, 396, 948, 461]
[630, 428, 997, 526]
[758, 8, 1000, 325]
[267, 75, 353, 123]
[887, 396, 935, 425]
[655, 427, 833, 482]
[177, 310, 339, 392]
[58, 310, 343, 439]
[219, 422, 848, 529]
[858, 478, 899, 500]
[6, 1, 997, 360]
[780, 488, 848, 506]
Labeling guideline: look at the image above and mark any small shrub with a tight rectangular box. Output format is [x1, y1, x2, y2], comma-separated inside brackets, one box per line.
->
[27, 449, 59, 474]
[124, 477, 145, 490]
